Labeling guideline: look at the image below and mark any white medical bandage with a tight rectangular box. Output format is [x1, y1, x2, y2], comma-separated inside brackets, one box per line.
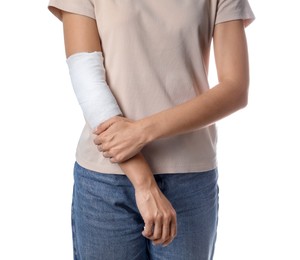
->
[66, 51, 122, 129]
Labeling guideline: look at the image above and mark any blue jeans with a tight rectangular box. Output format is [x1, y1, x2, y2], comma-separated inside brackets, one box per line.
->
[72, 162, 219, 260]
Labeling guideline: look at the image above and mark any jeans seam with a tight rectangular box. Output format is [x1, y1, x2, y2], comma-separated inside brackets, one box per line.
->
[72, 187, 79, 260]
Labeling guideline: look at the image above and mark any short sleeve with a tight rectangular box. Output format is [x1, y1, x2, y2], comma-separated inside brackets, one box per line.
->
[48, 0, 95, 21]
[215, 0, 255, 27]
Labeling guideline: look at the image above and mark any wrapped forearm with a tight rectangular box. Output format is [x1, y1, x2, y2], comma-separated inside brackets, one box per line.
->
[66, 51, 122, 129]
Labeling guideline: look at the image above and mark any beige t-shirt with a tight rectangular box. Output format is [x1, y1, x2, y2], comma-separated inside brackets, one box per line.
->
[48, 0, 255, 174]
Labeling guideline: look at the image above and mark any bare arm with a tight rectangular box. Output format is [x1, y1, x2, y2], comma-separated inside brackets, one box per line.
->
[141, 20, 249, 141]
[94, 20, 250, 162]
[62, 12, 176, 246]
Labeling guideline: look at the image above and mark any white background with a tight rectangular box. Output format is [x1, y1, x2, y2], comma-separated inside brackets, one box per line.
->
[0, 0, 299, 259]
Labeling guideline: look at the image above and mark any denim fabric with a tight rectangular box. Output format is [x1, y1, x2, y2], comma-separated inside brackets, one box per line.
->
[72, 162, 219, 260]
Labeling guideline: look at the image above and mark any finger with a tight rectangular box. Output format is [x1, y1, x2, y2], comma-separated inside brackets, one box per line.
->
[93, 136, 102, 146]
[162, 219, 176, 247]
[97, 145, 103, 152]
[142, 222, 154, 238]
[93, 120, 113, 135]
[158, 219, 171, 245]
[170, 214, 177, 241]
[161, 211, 177, 247]
[151, 214, 163, 242]
[110, 154, 126, 163]
[93, 116, 121, 134]
[162, 236, 174, 247]
[95, 122, 110, 135]
[110, 157, 118, 164]
[102, 152, 111, 158]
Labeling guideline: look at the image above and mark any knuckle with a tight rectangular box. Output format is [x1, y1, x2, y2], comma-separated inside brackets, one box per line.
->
[166, 213, 173, 222]
[144, 216, 154, 223]
[163, 216, 171, 224]
[156, 214, 163, 222]
[156, 210, 163, 218]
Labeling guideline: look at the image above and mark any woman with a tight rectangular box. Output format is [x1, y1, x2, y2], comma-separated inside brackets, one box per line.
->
[48, 0, 254, 259]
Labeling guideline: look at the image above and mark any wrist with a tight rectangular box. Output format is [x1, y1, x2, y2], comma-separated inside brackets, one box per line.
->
[137, 117, 157, 145]
[134, 175, 158, 192]
[119, 154, 157, 191]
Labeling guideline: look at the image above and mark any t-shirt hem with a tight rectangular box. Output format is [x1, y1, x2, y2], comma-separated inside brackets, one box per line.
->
[75, 156, 218, 175]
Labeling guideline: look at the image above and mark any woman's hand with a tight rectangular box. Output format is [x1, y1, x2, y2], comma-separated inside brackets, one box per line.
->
[93, 116, 148, 163]
[135, 183, 177, 247]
